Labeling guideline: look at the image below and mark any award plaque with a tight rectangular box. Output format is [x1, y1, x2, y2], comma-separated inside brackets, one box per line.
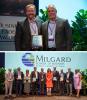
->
[32, 35, 43, 48]
[33, 78, 36, 82]
[53, 77, 57, 81]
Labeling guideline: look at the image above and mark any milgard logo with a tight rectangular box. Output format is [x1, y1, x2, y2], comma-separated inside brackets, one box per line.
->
[22, 53, 34, 67]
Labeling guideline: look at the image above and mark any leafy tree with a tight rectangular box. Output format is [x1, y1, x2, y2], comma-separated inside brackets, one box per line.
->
[72, 9, 87, 50]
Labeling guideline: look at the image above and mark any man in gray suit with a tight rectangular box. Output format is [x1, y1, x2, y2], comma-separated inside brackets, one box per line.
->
[42, 4, 72, 51]
[15, 4, 43, 51]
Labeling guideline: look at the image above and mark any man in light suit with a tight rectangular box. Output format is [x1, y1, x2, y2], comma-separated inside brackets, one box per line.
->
[5, 69, 14, 98]
[15, 4, 43, 51]
[42, 4, 72, 51]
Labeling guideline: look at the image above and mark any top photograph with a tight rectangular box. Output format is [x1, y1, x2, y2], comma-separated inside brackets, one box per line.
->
[0, 0, 87, 51]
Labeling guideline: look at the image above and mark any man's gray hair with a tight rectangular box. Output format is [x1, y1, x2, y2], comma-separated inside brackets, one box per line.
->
[47, 4, 57, 12]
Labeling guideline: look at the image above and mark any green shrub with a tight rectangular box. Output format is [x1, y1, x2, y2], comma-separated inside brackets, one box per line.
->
[0, 68, 5, 94]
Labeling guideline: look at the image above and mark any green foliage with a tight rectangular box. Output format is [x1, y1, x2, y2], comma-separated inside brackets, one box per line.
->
[0, 68, 5, 93]
[81, 69, 87, 84]
[39, 8, 48, 22]
[13, 68, 17, 74]
[72, 9, 87, 50]
[81, 69, 87, 95]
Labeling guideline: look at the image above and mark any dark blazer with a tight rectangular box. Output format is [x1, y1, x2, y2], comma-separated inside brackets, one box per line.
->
[42, 17, 72, 51]
[39, 72, 46, 82]
[65, 71, 73, 83]
[31, 71, 39, 82]
[15, 17, 43, 51]
[53, 71, 60, 81]
[15, 71, 24, 82]
[59, 72, 66, 82]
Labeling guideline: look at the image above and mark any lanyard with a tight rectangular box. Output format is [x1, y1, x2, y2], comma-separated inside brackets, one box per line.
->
[30, 23, 37, 35]
[48, 23, 56, 35]
[8, 72, 11, 78]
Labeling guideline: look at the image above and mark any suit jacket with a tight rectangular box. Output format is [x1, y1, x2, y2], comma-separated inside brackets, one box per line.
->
[15, 17, 43, 51]
[5, 72, 14, 82]
[15, 71, 24, 82]
[42, 17, 72, 51]
[65, 71, 73, 83]
[59, 72, 66, 82]
[53, 71, 60, 81]
[39, 72, 46, 82]
[31, 71, 39, 82]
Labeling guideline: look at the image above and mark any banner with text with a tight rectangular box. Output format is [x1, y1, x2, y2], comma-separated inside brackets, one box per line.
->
[5, 51, 87, 73]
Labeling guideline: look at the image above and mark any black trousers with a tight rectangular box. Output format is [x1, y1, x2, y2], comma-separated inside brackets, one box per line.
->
[31, 80, 38, 95]
[52, 81, 58, 93]
[59, 81, 65, 95]
[16, 80, 23, 96]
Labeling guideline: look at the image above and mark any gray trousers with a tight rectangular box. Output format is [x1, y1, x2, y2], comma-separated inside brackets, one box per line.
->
[5, 81, 13, 96]
[66, 83, 73, 95]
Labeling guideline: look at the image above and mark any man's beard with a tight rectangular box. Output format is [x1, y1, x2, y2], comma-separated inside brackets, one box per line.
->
[28, 14, 35, 20]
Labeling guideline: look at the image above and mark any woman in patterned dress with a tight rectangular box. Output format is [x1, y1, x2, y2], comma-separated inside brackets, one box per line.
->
[24, 70, 31, 95]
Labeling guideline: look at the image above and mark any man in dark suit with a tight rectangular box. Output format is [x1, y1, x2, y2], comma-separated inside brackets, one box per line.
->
[15, 67, 24, 96]
[15, 4, 43, 51]
[59, 69, 65, 95]
[39, 68, 46, 95]
[42, 4, 72, 51]
[65, 68, 73, 96]
[31, 67, 39, 95]
[52, 67, 59, 95]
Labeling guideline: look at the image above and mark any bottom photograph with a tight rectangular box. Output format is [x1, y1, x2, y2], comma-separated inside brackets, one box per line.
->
[0, 51, 87, 100]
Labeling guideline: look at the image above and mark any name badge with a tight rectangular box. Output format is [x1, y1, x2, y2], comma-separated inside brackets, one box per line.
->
[26, 77, 29, 80]
[32, 33, 37, 35]
[60, 77, 64, 81]
[49, 35, 54, 41]
[18, 75, 21, 79]
[41, 79, 44, 81]
[66, 79, 69, 83]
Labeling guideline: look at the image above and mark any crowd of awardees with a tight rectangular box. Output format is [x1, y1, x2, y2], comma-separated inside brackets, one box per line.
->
[4, 67, 82, 99]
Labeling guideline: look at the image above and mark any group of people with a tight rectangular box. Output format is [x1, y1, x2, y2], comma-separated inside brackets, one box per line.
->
[5, 67, 82, 98]
[15, 4, 72, 51]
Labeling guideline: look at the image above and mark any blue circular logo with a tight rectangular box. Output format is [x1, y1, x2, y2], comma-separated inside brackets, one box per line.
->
[22, 53, 34, 67]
